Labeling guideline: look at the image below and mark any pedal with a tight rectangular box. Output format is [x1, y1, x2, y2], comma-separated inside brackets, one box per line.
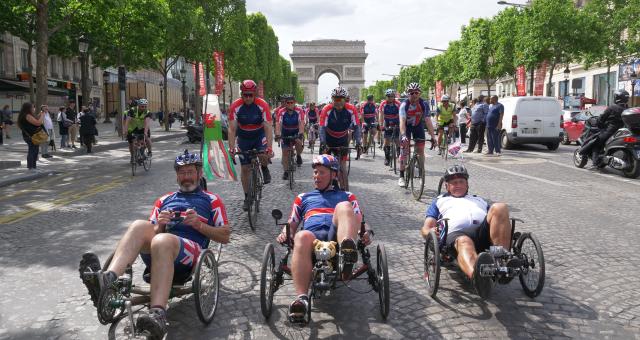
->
[479, 263, 496, 277]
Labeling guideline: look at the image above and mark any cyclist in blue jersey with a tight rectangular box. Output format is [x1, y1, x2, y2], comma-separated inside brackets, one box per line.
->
[420, 165, 513, 298]
[276, 155, 371, 320]
[305, 102, 320, 149]
[275, 94, 305, 179]
[360, 94, 378, 153]
[379, 89, 402, 166]
[79, 150, 231, 338]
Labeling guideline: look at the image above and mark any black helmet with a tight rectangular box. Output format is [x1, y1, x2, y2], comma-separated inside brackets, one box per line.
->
[366, 94, 374, 100]
[614, 89, 629, 104]
[444, 164, 469, 182]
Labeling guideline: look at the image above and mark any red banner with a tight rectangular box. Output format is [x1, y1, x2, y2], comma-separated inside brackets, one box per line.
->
[516, 66, 527, 96]
[534, 61, 547, 96]
[213, 51, 224, 95]
[258, 80, 264, 98]
[435, 81, 443, 102]
[191, 63, 206, 96]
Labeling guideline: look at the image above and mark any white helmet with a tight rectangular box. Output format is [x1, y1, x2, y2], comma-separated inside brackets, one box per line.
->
[385, 89, 395, 97]
[441, 95, 450, 101]
[406, 83, 421, 92]
[138, 98, 149, 106]
[331, 87, 348, 98]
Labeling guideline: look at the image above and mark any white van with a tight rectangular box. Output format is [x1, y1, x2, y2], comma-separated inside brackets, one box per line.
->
[499, 97, 563, 150]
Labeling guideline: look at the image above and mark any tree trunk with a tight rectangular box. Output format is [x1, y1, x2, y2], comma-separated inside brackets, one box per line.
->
[529, 67, 535, 96]
[606, 61, 611, 106]
[162, 59, 170, 131]
[228, 74, 233, 105]
[35, 0, 49, 109]
[486, 80, 491, 97]
[546, 61, 556, 97]
[27, 43, 35, 103]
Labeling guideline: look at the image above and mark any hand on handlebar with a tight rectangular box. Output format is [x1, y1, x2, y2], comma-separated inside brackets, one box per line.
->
[276, 225, 291, 244]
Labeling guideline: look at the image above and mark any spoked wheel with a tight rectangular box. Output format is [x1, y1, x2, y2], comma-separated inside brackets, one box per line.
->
[142, 149, 151, 171]
[288, 154, 295, 190]
[260, 243, 276, 319]
[515, 232, 545, 298]
[392, 144, 397, 174]
[108, 313, 146, 340]
[573, 149, 588, 168]
[347, 149, 352, 176]
[97, 283, 125, 325]
[194, 249, 219, 324]
[403, 160, 411, 189]
[131, 154, 137, 176]
[376, 244, 390, 320]
[255, 169, 263, 213]
[437, 176, 445, 195]
[423, 230, 440, 298]
[370, 136, 376, 158]
[409, 156, 425, 200]
[247, 170, 258, 231]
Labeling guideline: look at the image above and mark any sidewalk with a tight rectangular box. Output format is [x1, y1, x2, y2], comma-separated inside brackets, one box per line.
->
[0, 121, 186, 187]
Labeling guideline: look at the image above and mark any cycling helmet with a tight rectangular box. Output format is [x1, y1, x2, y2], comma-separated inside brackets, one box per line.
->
[406, 82, 421, 92]
[331, 87, 348, 98]
[240, 79, 258, 93]
[174, 149, 202, 170]
[283, 93, 295, 101]
[441, 95, 450, 101]
[443, 164, 469, 182]
[614, 89, 630, 104]
[312, 154, 339, 172]
[137, 98, 148, 106]
[366, 94, 374, 100]
[385, 89, 395, 97]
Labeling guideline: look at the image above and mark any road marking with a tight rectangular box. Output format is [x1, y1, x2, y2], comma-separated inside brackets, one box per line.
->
[545, 159, 640, 186]
[0, 178, 129, 224]
[469, 161, 567, 187]
[0, 175, 63, 202]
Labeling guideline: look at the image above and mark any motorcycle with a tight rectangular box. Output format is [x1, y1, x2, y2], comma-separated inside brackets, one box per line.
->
[186, 123, 203, 144]
[573, 107, 640, 178]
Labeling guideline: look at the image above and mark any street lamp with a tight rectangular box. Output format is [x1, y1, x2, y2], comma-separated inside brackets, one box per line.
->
[180, 66, 187, 127]
[102, 70, 111, 123]
[423, 46, 447, 52]
[457, 86, 461, 102]
[78, 35, 90, 108]
[159, 81, 164, 119]
[383, 73, 399, 91]
[502, 88, 506, 98]
[630, 70, 637, 106]
[497, 1, 529, 8]
[563, 67, 570, 108]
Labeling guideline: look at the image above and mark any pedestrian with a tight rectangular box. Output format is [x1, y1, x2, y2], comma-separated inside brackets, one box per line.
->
[466, 96, 488, 153]
[485, 95, 504, 156]
[79, 107, 98, 153]
[17, 102, 45, 170]
[66, 102, 79, 149]
[1, 104, 13, 140]
[39, 105, 54, 158]
[457, 100, 470, 144]
[57, 106, 72, 148]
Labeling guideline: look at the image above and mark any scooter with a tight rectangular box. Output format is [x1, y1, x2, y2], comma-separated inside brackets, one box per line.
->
[573, 108, 640, 178]
[186, 123, 203, 144]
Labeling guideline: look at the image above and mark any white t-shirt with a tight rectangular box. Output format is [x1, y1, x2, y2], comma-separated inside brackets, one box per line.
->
[425, 194, 489, 234]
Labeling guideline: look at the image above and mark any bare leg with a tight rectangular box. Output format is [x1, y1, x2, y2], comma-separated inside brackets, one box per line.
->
[291, 231, 315, 296]
[455, 236, 478, 279]
[486, 203, 511, 249]
[149, 234, 180, 308]
[282, 148, 290, 171]
[416, 143, 425, 167]
[295, 139, 303, 156]
[339, 159, 348, 189]
[332, 201, 360, 242]
[107, 220, 155, 276]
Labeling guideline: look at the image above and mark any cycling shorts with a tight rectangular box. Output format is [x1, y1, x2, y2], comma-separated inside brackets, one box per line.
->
[237, 132, 267, 165]
[280, 133, 299, 150]
[384, 125, 400, 139]
[304, 223, 337, 242]
[438, 120, 454, 129]
[363, 121, 378, 133]
[127, 128, 149, 143]
[406, 123, 426, 145]
[325, 140, 350, 162]
[445, 218, 491, 258]
[140, 236, 202, 284]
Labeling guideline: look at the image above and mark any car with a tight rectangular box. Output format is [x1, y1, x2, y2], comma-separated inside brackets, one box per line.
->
[561, 110, 589, 145]
[499, 97, 563, 151]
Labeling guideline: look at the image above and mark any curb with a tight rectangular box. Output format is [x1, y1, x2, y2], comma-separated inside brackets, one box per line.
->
[0, 161, 21, 170]
[0, 170, 59, 188]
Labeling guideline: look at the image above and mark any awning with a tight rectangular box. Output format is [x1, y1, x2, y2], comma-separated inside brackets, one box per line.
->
[0, 78, 69, 96]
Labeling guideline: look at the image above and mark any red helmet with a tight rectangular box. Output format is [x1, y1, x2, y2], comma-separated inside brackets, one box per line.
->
[240, 80, 258, 93]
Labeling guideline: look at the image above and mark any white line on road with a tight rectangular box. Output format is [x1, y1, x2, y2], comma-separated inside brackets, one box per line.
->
[545, 159, 640, 186]
[469, 161, 568, 187]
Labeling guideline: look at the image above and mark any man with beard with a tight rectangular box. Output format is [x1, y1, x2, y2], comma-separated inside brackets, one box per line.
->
[78, 150, 230, 339]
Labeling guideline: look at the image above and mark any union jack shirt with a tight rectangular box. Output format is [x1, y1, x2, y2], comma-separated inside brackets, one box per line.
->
[289, 189, 361, 229]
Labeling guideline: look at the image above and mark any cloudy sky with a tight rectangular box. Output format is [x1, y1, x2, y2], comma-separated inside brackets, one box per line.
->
[246, 0, 510, 102]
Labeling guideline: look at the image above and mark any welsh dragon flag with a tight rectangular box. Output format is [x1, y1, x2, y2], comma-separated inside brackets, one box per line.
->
[202, 94, 237, 181]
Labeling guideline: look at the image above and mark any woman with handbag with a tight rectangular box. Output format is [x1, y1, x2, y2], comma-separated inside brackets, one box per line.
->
[17, 102, 45, 170]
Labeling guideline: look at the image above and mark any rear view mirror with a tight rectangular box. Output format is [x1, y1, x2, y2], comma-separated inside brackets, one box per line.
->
[571, 118, 578, 123]
[271, 209, 283, 220]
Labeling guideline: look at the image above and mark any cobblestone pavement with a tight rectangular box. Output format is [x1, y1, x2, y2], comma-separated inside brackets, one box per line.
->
[0, 139, 639, 340]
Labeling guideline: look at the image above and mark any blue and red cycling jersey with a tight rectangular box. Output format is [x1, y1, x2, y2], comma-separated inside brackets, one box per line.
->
[279, 107, 304, 137]
[380, 99, 401, 126]
[289, 188, 361, 241]
[306, 108, 319, 124]
[319, 103, 361, 145]
[361, 102, 378, 123]
[149, 189, 229, 249]
[228, 97, 272, 140]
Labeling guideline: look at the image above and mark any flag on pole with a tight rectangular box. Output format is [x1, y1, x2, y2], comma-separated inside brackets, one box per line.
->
[202, 94, 237, 181]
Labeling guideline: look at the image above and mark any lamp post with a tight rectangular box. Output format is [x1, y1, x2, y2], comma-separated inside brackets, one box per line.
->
[497, 1, 529, 8]
[423, 46, 447, 52]
[159, 81, 164, 120]
[457, 86, 461, 102]
[102, 70, 111, 123]
[563, 67, 570, 108]
[78, 35, 90, 109]
[383, 73, 399, 91]
[180, 66, 187, 127]
[630, 71, 637, 106]
[502, 88, 506, 98]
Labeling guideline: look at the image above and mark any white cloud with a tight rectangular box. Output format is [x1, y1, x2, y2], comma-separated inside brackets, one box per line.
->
[247, 0, 510, 101]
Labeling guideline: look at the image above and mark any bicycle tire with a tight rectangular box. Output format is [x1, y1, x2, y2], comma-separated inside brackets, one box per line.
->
[247, 166, 258, 231]
[410, 155, 425, 200]
[347, 149, 351, 176]
[392, 143, 397, 174]
[437, 176, 445, 195]
[143, 149, 151, 171]
[288, 152, 295, 190]
[256, 166, 263, 212]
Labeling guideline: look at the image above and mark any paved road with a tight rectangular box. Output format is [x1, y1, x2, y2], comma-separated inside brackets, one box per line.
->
[0, 139, 638, 339]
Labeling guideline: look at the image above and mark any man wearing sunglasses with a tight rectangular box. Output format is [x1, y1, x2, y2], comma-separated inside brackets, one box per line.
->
[360, 95, 379, 154]
[435, 95, 458, 155]
[379, 89, 401, 166]
[319, 87, 361, 190]
[398, 83, 436, 187]
[305, 102, 319, 149]
[275, 94, 305, 179]
[228, 80, 274, 211]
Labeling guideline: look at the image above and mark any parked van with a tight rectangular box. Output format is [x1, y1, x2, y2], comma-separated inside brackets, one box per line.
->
[499, 97, 562, 150]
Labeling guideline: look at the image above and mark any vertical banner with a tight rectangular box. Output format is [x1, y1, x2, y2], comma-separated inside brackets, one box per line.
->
[258, 80, 265, 98]
[435, 80, 443, 102]
[516, 66, 527, 96]
[534, 61, 547, 96]
[198, 63, 206, 96]
[202, 94, 237, 181]
[213, 51, 224, 95]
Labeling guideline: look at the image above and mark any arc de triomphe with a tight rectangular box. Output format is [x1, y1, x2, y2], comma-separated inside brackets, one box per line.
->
[290, 40, 367, 103]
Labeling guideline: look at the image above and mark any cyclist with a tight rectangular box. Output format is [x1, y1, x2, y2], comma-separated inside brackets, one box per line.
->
[398, 83, 436, 187]
[319, 87, 361, 189]
[360, 94, 378, 153]
[305, 102, 320, 149]
[379, 89, 401, 166]
[124, 98, 153, 164]
[228, 80, 274, 211]
[275, 94, 305, 180]
[276, 155, 371, 322]
[420, 165, 513, 298]
[435, 95, 458, 155]
[79, 150, 231, 338]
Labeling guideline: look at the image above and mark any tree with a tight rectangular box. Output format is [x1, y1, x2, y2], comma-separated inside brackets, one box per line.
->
[460, 18, 501, 96]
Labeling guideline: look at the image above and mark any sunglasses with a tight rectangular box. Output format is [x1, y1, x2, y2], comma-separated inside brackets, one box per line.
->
[333, 97, 345, 101]
[286, 101, 294, 104]
[242, 93, 254, 98]
[409, 91, 421, 95]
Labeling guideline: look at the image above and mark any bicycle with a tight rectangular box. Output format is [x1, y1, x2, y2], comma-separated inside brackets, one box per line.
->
[384, 125, 400, 175]
[322, 145, 358, 191]
[236, 149, 264, 231]
[402, 138, 430, 200]
[131, 134, 151, 176]
[307, 123, 319, 155]
[362, 122, 377, 159]
[281, 135, 298, 190]
[436, 139, 465, 195]
[438, 124, 456, 161]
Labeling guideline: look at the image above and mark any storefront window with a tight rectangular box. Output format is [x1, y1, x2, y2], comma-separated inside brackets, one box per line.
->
[593, 71, 617, 106]
[571, 77, 586, 96]
[20, 48, 28, 71]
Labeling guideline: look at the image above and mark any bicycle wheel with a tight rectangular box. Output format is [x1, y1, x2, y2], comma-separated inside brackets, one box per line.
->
[142, 149, 151, 171]
[516, 232, 545, 298]
[288, 153, 295, 190]
[423, 230, 440, 298]
[437, 176, 445, 195]
[391, 143, 397, 174]
[193, 249, 219, 324]
[131, 148, 137, 176]
[260, 243, 276, 319]
[346, 149, 351, 176]
[377, 244, 390, 319]
[247, 167, 258, 231]
[371, 135, 376, 158]
[410, 156, 425, 200]
[255, 167, 263, 213]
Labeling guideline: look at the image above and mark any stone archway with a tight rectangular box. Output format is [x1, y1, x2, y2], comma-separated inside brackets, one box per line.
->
[290, 40, 367, 103]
